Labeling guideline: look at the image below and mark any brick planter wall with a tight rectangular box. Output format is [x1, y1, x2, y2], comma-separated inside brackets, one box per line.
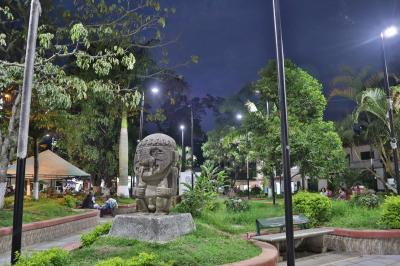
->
[0, 210, 99, 254]
[325, 228, 400, 255]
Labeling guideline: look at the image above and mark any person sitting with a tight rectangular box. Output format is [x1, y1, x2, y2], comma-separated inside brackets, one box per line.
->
[81, 192, 95, 209]
[100, 196, 118, 217]
[337, 188, 346, 200]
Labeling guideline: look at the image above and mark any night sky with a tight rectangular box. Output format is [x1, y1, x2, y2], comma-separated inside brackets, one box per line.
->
[162, 0, 400, 129]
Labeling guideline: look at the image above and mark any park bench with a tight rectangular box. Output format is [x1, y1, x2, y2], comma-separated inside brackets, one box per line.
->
[256, 214, 309, 236]
[252, 227, 334, 253]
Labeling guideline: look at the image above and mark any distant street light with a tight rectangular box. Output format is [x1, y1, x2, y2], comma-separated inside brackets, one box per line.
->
[380, 25, 400, 195]
[235, 114, 250, 200]
[180, 124, 185, 169]
[138, 86, 160, 141]
[383, 26, 398, 38]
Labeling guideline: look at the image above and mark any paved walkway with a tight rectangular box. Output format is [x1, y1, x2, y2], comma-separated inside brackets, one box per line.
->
[279, 252, 400, 266]
[0, 217, 113, 266]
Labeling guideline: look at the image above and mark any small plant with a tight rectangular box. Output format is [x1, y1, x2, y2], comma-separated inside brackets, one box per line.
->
[95, 252, 173, 266]
[7, 248, 70, 266]
[224, 198, 250, 212]
[350, 193, 380, 208]
[81, 222, 112, 247]
[379, 196, 400, 229]
[64, 195, 77, 208]
[4, 196, 14, 209]
[293, 192, 332, 227]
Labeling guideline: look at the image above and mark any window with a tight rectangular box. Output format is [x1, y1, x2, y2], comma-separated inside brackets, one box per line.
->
[360, 151, 374, 160]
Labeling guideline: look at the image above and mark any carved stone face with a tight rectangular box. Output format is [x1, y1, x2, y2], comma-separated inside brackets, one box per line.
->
[134, 134, 177, 184]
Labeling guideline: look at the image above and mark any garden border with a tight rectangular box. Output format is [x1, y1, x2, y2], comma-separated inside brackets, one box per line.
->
[325, 228, 400, 255]
[223, 238, 278, 266]
[0, 210, 98, 254]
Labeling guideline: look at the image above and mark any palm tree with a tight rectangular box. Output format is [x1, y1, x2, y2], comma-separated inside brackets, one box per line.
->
[354, 87, 400, 191]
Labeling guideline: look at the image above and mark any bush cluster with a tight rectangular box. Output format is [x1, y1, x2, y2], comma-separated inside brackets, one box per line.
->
[4, 196, 14, 209]
[176, 164, 225, 217]
[81, 222, 112, 247]
[7, 248, 70, 266]
[293, 192, 332, 227]
[379, 196, 400, 229]
[95, 252, 173, 266]
[224, 198, 250, 212]
[349, 193, 380, 208]
[64, 195, 77, 208]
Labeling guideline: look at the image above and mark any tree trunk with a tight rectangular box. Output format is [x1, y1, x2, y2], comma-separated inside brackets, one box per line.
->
[117, 109, 129, 197]
[301, 173, 306, 191]
[0, 92, 21, 208]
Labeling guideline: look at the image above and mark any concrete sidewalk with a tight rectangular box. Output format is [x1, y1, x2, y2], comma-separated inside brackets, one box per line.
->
[0, 217, 113, 266]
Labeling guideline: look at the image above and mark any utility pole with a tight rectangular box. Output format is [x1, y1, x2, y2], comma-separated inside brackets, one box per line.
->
[272, 0, 295, 265]
[11, 0, 41, 264]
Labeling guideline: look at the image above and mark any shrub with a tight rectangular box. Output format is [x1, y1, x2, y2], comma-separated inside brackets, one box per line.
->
[251, 186, 262, 195]
[4, 196, 14, 209]
[64, 195, 77, 208]
[81, 222, 112, 247]
[349, 193, 380, 208]
[379, 196, 400, 229]
[293, 192, 332, 227]
[224, 198, 250, 212]
[176, 163, 225, 217]
[8, 248, 70, 266]
[95, 252, 173, 266]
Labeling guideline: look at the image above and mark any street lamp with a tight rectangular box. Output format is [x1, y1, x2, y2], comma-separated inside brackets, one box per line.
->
[138, 86, 160, 141]
[180, 124, 186, 168]
[272, 0, 295, 265]
[380, 25, 400, 195]
[236, 113, 250, 200]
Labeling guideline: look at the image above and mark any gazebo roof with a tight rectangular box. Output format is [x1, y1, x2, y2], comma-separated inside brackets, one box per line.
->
[7, 150, 90, 179]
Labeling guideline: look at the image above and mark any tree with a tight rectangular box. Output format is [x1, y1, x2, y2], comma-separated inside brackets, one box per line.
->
[0, 0, 142, 206]
[354, 87, 400, 190]
[203, 60, 345, 191]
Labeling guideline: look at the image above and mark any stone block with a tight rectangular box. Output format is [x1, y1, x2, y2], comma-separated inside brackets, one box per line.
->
[108, 213, 195, 243]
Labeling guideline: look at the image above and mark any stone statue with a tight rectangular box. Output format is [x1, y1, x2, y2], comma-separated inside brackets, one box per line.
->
[133, 133, 178, 213]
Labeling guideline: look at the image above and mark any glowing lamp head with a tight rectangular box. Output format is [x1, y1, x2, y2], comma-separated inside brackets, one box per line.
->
[151, 87, 160, 94]
[236, 113, 243, 120]
[180, 125, 185, 131]
[382, 26, 398, 38]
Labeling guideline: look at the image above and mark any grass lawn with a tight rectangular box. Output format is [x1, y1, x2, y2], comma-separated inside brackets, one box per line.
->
[198, 197, 385, 232]
[69, 222, 261, 266]
[325, 200, 383, 229]
[198, 199, 284, 235]
[0, 197, 78, 228]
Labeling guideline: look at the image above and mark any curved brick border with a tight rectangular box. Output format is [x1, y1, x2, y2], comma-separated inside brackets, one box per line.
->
[332, 228, 400, 239]
[0, 210, 98, 236]
[223, 240, 278, 266]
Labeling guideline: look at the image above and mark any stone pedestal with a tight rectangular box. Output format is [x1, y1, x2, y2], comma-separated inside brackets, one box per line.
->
[108, 213, 195, 243]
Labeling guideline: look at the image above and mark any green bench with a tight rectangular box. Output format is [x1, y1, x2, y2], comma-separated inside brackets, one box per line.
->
[256, 214, 309, 235]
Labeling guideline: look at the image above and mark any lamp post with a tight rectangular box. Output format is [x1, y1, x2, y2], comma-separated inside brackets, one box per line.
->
[236, 113, 250, 200]
[190, 105, 194, 189]
[11, 0, 41, 264]
[272, 0, 295, 265]
[180, 125, 186, 169]
[380, 26, 400, 195]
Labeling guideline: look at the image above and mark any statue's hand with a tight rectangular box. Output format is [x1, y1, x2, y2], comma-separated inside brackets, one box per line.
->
[134, 187, 146, 198]
[156, 187, 172, 197]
